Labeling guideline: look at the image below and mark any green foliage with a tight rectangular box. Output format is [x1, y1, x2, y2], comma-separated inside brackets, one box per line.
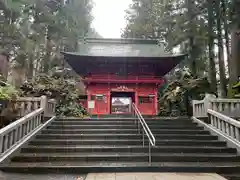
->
[0, 84, 19, 101]
[229, 80, 240, 98]
[20, 73, 87, 117]
[122, 0, 240, 96]
[122, 0, 232, 76]
[1, 0, 93, 79]
[56, 102, 86, 117]
[158, 70, 213, 116]
[122, 0, 209, 76]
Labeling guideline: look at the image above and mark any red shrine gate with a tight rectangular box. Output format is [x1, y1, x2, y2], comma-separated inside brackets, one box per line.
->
[63, 38, 185, 115]
[83, 75, 164, 115]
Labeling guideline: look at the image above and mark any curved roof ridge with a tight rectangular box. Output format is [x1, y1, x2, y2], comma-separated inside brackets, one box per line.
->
[81, 37, 159, 44]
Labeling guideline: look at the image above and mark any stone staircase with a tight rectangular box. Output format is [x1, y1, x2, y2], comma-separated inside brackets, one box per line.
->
[1, 117, 240, 179]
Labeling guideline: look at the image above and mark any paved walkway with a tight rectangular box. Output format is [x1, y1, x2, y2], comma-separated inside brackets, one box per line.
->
[0, 172, 227, 180]
[0, 172, 86, 180]
[85, 173, 227, 180]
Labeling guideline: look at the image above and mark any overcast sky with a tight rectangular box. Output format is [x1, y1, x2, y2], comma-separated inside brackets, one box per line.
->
[91, 0, 132, 38]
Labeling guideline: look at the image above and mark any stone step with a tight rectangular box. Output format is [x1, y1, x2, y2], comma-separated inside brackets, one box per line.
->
[41, 129, 211, 134]
[46, 125, 203, 130]
[2, 162, 240, 174]
[55, 118, 190, 122]
[36, 134, 218, 140]
[2, 116, 240, 177]
[0, 115, 240, 179]
[11, 153, 240, 162]
[22, 145, 237, 154]
[221, 174, 240, 180]
[29, 139, 226, 146]
[52, 120, 195, 125]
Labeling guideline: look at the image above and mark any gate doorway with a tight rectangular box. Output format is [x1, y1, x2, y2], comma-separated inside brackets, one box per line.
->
[110, 92, 135, 114]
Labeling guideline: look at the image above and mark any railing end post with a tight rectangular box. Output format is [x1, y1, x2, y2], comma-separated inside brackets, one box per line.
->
[40, 96, 48, 117]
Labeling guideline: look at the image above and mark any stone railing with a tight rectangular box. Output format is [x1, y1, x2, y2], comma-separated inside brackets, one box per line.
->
[210, 99, 240, 113]
[46, 99, 56, 117]
[12, 96, 56, 117]
[192, 94, 240, 118]
[12, 97, 43, 116]
[208, 109, 240, 141]
[192, 94, 215, 118]
[0, 108, 44, 156]
[0, 96, 56, 157]
[192, 99, 206, 118]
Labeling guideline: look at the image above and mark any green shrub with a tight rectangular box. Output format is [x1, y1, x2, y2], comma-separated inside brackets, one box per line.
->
[20, 74, 87, 117]
[158, 71, 213, 116]
[0, 84, 19, 101]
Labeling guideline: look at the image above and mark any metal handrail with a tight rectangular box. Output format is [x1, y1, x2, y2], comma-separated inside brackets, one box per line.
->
[132, 103, 156, 163]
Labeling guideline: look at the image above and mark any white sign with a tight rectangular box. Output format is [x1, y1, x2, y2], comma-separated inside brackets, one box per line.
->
[88, 101, 95, 109]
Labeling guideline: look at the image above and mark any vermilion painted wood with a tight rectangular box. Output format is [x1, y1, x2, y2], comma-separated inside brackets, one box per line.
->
[82, 74, 164, 116]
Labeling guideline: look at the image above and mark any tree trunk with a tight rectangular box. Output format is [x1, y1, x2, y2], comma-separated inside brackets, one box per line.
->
[207, 0, 218, 93]
[27, 54, 34, 79]
[186, 0, 197, 76]
[34, 45, 41, 77]
[230, 0, 240, 85]
[43, 26, 51, 73]
[230, 27, 240, 82]
[215, 0, 228, 97]
[221, 0, 231, 74]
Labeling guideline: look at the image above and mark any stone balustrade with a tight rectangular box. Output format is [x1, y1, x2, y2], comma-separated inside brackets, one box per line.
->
[0, 108, 44, 156]
[12, 97, 42, 116]
[192, 99, 205, 118]
[0, 95, 56, 157]
[12, 96, 56, 117]
[192, 94, 240, 118]
[208, 109, 240, 142]
[210, 99, 240, 114]
[46, 99, 57, 117]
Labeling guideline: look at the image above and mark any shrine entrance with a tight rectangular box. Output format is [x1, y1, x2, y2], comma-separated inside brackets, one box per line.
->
[63, 38, 185, 115]
[111, 92, 135, 114]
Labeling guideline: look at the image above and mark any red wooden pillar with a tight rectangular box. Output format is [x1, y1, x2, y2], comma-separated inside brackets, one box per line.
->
[135, 84, 139, 110]
[107, 83, 111, 114]
[154, 87, 158, 115]
[107, 91, 111, 114]
[87, 90, 91, 114]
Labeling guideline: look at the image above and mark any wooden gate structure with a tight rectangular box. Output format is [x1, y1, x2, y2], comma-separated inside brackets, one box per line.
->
[63, 38, 185, 115]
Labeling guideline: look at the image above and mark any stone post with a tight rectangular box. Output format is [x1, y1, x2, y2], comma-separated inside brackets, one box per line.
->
[204, 93, 216, 114]
[192, 100, 197, 117]
[40, 96, 48, 118]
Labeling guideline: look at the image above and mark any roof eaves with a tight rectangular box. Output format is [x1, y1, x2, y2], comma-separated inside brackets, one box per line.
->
[82, 38, 159, 45]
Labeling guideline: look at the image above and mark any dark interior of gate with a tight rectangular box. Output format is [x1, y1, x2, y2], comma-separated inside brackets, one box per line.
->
[63, 38, 185, 116]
